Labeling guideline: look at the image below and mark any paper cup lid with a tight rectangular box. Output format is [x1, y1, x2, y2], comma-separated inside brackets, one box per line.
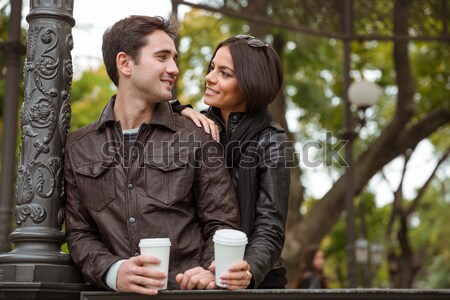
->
[213, 229, 248, 246]
[139, 238, 171, 247]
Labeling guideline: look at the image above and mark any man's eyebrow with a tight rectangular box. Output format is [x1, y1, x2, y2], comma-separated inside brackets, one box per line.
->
[154, 49, 177, 56]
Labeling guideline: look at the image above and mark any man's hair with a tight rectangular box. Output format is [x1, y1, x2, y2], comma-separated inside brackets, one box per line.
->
[208, 36, 283, 112]
[102, 15, 178, 87]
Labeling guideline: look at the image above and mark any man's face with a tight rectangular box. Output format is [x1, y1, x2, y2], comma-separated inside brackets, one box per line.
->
[129, 29, 179, 103]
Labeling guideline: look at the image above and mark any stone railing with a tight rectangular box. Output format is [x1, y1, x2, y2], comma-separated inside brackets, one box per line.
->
[79, 289, 450, 300]
[2, 283, 450, 300]
[80, 289, 450, 300]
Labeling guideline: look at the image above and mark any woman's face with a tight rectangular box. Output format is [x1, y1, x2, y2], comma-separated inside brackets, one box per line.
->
[313, 250, 325, 271]
[204, 46, 246, 116]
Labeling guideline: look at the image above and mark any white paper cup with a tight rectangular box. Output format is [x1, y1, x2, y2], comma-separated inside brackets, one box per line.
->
[213, 229, 248, 288]
[139, 238, 171, 289]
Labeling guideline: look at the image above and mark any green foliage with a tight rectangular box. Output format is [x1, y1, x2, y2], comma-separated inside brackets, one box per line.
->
[412, 179, 450, 288]
[0, 1, 26, 169]
[426, 255, 450, 288]
[0, 0, 10, 117]
[284, 34, 343, 134]
[411, 42, 450, 118]
[69, 65, 116, 131]
[322, 216, 347, 287]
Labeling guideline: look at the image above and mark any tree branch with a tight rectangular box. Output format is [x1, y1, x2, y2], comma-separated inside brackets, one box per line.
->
[406, 147, 450, 215]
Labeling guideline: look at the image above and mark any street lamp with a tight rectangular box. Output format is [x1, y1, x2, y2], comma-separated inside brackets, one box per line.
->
[348, 79, 383, 110]
[355, 236, 385, 287]
[355, 236, 369, 264]
[370, 242, 385, 267]
[343, 77, 381, 288]
[346, 77, 382, 287]
[348, 78, 383, 130]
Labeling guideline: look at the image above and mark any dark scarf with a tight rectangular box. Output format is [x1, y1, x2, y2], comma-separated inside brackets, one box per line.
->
[225, 108, 273, 235]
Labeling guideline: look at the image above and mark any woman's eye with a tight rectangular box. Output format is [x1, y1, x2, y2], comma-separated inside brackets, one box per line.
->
[221, 71, 231, 78]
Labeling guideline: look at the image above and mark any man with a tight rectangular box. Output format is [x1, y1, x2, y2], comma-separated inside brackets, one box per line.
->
[64, 15, 240, 295]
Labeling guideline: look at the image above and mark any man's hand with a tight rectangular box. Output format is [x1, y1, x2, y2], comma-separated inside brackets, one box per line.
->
[116, 255, 167, 295]
[175, 266, 216, 290]
[181, 107, 220, 142]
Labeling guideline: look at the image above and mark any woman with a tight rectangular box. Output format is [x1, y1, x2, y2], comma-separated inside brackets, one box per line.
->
[174, 34, 290, 290]
[293, 245, 328, 289]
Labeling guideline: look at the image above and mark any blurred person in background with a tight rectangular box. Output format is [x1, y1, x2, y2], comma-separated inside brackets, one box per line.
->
[293, 244, 328, 289]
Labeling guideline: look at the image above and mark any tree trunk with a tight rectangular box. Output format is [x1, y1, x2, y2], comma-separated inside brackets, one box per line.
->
[270, 34, 304, 229]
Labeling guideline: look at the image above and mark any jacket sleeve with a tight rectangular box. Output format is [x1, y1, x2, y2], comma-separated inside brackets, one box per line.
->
[192, 133, 241, 267]
[244, 131, 291, 287]
[169, 99, 192, 114]
[64, 141, 122, 289]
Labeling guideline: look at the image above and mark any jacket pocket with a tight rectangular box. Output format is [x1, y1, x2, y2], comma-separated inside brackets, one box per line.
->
[74, 160, 116, 211]
[144, 155, 189, 205]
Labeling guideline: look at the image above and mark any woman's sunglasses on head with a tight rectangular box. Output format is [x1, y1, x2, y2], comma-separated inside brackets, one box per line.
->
[235, 34, 269, 48]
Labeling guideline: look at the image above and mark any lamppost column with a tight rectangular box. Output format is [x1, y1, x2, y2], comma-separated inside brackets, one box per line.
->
[343, 0, 357, 288]
[0, 0, 82, 284]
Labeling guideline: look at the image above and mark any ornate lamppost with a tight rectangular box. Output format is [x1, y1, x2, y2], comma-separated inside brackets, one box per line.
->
[0, 2, 84, 299]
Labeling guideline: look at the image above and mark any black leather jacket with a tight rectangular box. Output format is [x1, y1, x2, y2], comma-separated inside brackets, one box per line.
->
[205, 107, 291, 288]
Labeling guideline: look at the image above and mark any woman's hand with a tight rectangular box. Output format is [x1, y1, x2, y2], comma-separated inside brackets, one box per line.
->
[210, 260, 252, 290]
[181, 108, 220, 142]
[175, 266, 216, 290]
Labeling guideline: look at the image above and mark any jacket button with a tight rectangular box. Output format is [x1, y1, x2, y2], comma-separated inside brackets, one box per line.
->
[128, 183, 134, 189]
[129, 217, 136, 223]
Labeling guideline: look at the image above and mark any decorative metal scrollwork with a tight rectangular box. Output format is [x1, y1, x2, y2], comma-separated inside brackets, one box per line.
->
[60, 90, 71, 145]
[16, 203, 47, 224]
[16, 159, 58, 205]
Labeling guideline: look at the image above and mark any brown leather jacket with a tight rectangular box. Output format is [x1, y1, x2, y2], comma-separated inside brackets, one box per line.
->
[64, 97, 240, 289]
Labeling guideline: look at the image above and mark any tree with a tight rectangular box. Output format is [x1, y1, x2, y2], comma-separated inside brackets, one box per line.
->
[383, 148, 449, 287]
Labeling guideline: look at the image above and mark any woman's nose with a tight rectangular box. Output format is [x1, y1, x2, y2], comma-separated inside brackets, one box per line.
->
[205, 70, 215, 83]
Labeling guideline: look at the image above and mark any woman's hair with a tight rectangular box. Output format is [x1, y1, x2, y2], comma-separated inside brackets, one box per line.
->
[208, 35, 283, 112]
[294, 244, 328, 288]
[102, 15, 178, 87]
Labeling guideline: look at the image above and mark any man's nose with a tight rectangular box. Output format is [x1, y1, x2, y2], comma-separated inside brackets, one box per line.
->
[167, 59, 179, 75]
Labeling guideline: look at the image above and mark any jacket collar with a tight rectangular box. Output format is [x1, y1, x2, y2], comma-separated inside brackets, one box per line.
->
[95, 95, 177, 132]
[208, 107, 246, 140]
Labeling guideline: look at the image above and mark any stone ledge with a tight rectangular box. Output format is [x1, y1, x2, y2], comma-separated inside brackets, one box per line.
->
[1, 284, 449, 300]
[80, 289, 450, 300]
[0, 282, 92, 300]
